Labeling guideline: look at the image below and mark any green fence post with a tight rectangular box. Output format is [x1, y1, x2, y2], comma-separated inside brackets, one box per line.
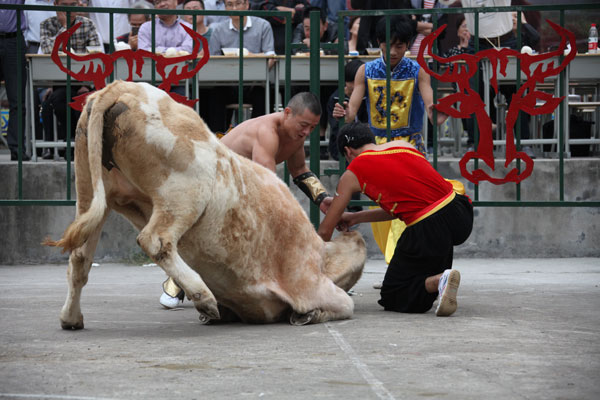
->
[65, 10, 72, 200]
[516, 8, 522, 202]
[283, 12, 292, 186]
[308, 9, 321, 229]
[16, 9, 23, 199]
[559, 9, 565, 202]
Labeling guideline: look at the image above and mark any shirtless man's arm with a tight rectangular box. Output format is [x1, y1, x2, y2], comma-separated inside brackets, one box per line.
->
[287, 143, 332, 214]
[250, 124, 280, 172]
[287, 145, 310, 178]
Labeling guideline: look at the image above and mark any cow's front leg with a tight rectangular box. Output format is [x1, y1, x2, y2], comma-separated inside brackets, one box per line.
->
[60, 214, 107, 330]
[137, 212, 220, 321]
[290, 310, 319, 326]
[289, 281, 354, 325]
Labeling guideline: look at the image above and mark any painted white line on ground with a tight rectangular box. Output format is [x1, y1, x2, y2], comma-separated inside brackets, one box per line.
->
[325, 323, 396, 400]
[0, 394, 119, 400]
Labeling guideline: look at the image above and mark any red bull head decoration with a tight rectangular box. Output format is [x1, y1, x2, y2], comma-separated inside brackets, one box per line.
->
[416, 20, 576, 185]
[51, 22, 210, 110]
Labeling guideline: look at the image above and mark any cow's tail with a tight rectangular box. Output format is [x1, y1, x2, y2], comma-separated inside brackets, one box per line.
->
[44, 86, 121, 253]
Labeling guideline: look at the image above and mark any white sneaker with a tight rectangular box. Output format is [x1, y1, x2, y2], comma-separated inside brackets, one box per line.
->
[160, 292, 184, 309]
[435, 269, 461, 317]
[373, 281, 383, 289]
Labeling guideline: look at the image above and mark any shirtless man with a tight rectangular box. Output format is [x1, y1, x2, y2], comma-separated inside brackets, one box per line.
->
[160, 92, 333, 308]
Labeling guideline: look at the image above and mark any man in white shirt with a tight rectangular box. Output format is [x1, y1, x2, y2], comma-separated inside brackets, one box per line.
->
[24, 0, 55, 53]
[461, 0, 514, 49]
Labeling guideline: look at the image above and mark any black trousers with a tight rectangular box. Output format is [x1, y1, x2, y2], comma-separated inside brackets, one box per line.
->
[41, 87, 82, 143]
[0, 33, 27, 156]
[378, 194, 474, 313]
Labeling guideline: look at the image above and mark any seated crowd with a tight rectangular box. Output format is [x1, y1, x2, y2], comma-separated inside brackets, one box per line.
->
[4, 0, 547, 161]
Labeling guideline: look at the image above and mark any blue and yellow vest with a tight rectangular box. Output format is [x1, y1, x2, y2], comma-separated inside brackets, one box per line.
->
[364, 56, 425, 153]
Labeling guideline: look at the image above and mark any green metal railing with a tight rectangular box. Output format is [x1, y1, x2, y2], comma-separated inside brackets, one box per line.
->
[1, 4, 599, 229]
[324, 4, 600, 223]
[0, 4, 294, 206]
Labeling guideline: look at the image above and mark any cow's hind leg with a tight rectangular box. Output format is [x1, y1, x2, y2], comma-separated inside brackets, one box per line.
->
[136, 208, 219, 321]
[60, 212, 109, 330]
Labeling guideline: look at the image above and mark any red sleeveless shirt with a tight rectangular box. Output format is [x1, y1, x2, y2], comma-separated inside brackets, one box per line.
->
[347, 147, 455, 225]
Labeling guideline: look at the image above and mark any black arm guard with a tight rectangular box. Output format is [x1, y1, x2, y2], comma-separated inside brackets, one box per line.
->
[293, 171, 330, 206]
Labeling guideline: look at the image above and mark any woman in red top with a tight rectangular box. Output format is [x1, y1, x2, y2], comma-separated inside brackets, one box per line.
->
[318, 122, 473, 316]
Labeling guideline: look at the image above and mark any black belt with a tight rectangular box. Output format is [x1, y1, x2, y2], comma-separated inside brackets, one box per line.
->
[479, 31, 515, 46]
[0, 31, 18, 39]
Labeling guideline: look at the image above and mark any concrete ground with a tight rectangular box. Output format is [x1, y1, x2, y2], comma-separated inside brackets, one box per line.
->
[0, 258, 599, 400]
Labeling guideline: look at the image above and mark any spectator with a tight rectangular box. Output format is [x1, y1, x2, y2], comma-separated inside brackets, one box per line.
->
[511, 0, 541, 52]
[347, 15, 359, 53]
[40, 0, 101, 53]
[115, 0, 153, 51]
[0, 0, 29, 161]
[257, 0, 308, 55]
[87, 0, 134, 53]
[138, 0, 194, 54]
[350, 0, 410, 54]
[39, 0, 101, 160]
[24, 0, 55, 54]
[208, 0, 274, 55]
[182, 0, 212, 50]
[408, 0, 448, 57]
[443, 14, 469, 58]
[206, 0, 275, 132]
[292, 6, 338, 54]
[203, 0, 228, 27]
[24, 0, 56, 156]
[325, 60, 367, 211]
[511, 10, 539, 52]
[326, 58, 367, 160]
[310, 0, 348, 39]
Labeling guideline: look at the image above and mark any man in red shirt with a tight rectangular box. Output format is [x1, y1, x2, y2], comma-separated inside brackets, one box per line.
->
[318, 122, 473, 317]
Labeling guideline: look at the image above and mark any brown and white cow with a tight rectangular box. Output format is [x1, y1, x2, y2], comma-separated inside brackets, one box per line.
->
[45, 80, 366, 329]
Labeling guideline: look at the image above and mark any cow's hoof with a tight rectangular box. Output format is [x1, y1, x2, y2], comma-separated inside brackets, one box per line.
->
[198, 313, 213, 325]
[193, 298, 220, 321]
[60, 319, 84, 330]
[290, 310, 317, 326]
